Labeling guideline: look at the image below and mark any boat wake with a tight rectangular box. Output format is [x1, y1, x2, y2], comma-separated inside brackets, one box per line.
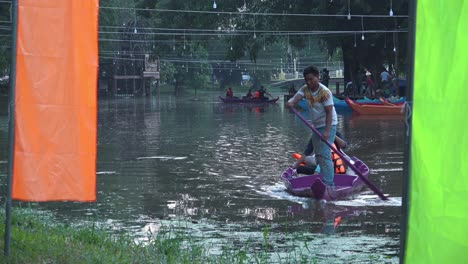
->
[96, 171, 118, 175]
[136, 156, 188, 160]
[258, 184, 401, 207]
[332, 192, 401, 207]
[257, 182, 311, 204]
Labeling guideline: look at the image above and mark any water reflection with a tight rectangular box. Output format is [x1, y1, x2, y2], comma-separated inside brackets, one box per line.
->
[0, 94, 402, 262]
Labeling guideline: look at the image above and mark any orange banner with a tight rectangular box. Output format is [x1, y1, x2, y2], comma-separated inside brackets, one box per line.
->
[12, 0, 98, 201]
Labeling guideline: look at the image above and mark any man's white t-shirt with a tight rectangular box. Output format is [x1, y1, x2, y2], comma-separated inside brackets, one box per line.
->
[297, 84, 337, 128]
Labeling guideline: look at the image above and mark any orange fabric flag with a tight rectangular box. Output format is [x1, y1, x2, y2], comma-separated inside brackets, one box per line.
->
[12, 0, 98, 201]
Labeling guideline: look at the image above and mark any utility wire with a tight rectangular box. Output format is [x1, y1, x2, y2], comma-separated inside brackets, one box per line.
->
[98, 29, 407, 36]
[99, 25, 408, 33]
[0, 29, 410, 39]
[99, 6, 408, 18]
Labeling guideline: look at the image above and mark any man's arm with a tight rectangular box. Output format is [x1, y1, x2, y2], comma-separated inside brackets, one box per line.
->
[335, 135, 347, 149]
[286, 92, 303, 108]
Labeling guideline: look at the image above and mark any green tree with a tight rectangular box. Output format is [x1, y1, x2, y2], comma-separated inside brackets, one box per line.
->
[237, 0, 409, 83]
[0, 2, 11, 80]
[159, 61, 176, 84]
[98, 0, 408, 94]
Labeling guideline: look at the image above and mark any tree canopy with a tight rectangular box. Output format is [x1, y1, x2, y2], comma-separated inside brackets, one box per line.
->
[2, 0, 409, 91]
[0, 2, 11, 79]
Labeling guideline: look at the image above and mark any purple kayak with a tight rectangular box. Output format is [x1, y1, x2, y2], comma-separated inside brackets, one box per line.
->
[281, 156, 370, 201]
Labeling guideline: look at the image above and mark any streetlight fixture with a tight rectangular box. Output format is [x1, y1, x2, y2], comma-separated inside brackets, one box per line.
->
[361, 16, 365, 40]
[347, 0, 351, 20]
[389, 0, 394, 16]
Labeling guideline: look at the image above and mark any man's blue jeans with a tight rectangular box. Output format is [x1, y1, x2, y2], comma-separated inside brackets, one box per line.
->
[311, 125, 337, 187]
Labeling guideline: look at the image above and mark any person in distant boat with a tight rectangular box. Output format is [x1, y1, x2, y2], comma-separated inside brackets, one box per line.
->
[287, 65, 338, 187]
[226, 87, 234, 98]
[243, 89, 253, 99]
[258, 85, 272, 100]
[292, 132, 347, 175]
[253, 89, 260, 99]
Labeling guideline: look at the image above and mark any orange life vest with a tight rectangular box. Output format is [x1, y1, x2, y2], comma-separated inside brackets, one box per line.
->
[331, 144, 346, 174]
[293, 144, 346, 174]
[292, 153, 306, 166]
[253, 91, 260, 98]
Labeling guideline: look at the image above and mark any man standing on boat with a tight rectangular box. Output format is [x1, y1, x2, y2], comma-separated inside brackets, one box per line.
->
[287, 65, 338, 187]
[379, 66, 393, 97]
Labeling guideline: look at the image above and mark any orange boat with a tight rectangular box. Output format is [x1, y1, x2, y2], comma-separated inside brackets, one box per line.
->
[344, 97, 405, 115]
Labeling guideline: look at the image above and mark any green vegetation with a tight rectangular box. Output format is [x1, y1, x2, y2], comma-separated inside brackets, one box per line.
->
[0, 208, 324, 264]
[0, 208, 389, 263]
[1, 1, 408, 95]
[0, 2, 11, 79]
[97, 0, 408, 97]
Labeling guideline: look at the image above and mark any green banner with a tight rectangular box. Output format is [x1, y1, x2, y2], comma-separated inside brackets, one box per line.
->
[405, 1, 468, 263]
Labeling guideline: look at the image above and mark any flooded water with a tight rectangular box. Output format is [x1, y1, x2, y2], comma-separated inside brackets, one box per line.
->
[0, 93, 404, 263]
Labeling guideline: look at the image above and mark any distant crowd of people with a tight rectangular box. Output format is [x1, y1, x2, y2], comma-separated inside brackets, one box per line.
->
[226, 65, 400, 105]
[344, 66, 400, 98]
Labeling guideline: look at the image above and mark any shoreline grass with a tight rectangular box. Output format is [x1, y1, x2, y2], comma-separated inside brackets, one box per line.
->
[0, 207, 321, 264]
[0, 207, 396, 263]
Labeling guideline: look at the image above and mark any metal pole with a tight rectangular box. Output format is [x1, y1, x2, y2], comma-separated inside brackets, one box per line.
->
[400, 0, 417, 261]
[4, 0, 18, 257]
[394, 19, 399, 97]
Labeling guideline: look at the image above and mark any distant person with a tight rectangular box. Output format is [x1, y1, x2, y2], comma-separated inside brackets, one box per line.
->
[380, 67, 392, 97]
[288, 84, 297, 96]
[258, 85, 272, 100]
[243, 89, 253, 99]
[364, 71, 375, 98]
[345, 81, 353, 96]
[357, 68, 367, 95]
[253, 90, 261, 99]
[292, 132, 347, 175]
[321, 68, 330, 87]
[287, 65, 338, 188]
[226, 87, 234, 98]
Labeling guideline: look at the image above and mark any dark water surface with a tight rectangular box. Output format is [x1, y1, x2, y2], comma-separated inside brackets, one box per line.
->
[0, 93, 403, 263]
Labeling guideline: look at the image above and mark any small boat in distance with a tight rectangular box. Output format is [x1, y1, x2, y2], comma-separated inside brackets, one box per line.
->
[219, 96, 279, 104]
[281, 155, 370, 201]
[344, 97, 405, 115]
[296, 96, 406, 112]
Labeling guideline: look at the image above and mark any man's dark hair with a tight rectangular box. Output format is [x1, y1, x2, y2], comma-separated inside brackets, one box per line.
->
[303, 65, 319, 78]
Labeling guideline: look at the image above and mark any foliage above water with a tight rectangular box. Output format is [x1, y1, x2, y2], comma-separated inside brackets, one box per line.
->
[98, 0, 408, 91]
[1, 1, 409, 90]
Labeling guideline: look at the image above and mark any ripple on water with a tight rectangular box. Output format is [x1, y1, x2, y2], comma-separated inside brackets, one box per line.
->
[124, 217, 399, 263]
[258, 183, 402, 208]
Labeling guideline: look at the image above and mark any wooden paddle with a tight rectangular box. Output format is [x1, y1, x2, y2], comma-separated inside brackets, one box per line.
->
[290, 107, 388, 200]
